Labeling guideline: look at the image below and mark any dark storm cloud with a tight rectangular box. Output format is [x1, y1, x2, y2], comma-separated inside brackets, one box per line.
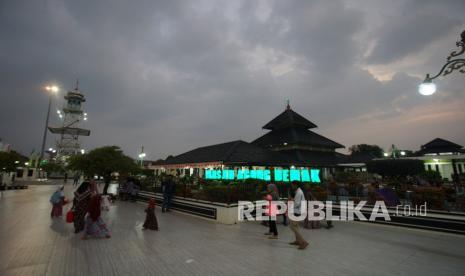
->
[368, 17, 457, 64]
[1, 0, 464, 159]
[367, 1, 463, 64]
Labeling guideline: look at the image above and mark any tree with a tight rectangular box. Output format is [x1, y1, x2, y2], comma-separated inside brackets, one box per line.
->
[349, 144, 384, 158]
[366, 159, 424, 178]
[0, 151, 25, 172]
[419, 170, 442, 184]
[67, 146, 139, 194]
[40, 162, 65, 175]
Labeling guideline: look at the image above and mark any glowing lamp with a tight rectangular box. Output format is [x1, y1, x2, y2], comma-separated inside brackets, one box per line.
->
[418, 79, 436, 96]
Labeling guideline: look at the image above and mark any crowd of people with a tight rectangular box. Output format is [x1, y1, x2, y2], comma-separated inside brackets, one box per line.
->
[50, 178, 161, 239]
[119, 177, 140, 201]
[51, 175, 328, 249]
[263, 181, 334, 250]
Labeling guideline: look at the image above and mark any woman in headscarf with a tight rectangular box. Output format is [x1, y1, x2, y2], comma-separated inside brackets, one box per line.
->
[89, 179, 99, 196]
[82, 195, 111, 239]
[264, 183, 279, 239]
[50, 186, 65, 218]
[72, 182, 92, 233]
[143, 198, 159, 231]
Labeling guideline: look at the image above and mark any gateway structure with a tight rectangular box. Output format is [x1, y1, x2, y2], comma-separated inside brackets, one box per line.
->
[149, 104, 346, 181]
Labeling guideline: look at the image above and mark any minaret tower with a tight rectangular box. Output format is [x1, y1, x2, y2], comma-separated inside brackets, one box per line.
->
[48, 80, 90, 163]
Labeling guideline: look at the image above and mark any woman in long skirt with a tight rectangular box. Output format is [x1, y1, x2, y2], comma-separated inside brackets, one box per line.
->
[50, 186, 65, 218]
[82, 195, 111, 239]
[73, 182, 92, 233]
[143, 198, 158, 230]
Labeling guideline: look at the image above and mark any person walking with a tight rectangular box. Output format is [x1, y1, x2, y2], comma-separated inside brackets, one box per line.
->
[73, 173, 80, 187]
[50, 186, 65, 218]
[81, 195, 111, 239]
[119, 178, 128, 201]
[324, 190, 334, 230]
[143, 198, 159, 231]
[72, 182, 92, 233]
[289, 181, 309, 250]
[131, 179, 140, 202]
[162, 176, 175, 212]
[264, 183, 279, 239]
[282, 183, 290, 226]
[126, 178, 135, 202]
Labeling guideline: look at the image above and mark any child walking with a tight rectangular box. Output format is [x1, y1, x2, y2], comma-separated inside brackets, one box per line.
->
[143, 198, 159, 231]
[264, 183, 279, 239]
[50, 186, 66, 218]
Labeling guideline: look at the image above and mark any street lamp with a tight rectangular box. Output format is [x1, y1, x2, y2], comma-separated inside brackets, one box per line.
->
[39, 85, 59, 162]
[138, 146, 146, 167]
[419, 30, 465, 96]
[418, 77, 437, 96]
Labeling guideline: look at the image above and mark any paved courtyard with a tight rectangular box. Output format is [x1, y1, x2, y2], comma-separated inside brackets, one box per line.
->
[1, 184, 465, 276]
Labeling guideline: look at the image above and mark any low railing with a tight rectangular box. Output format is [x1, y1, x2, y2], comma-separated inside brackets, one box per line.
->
[0, 184, 28, 190]
[136, 190, 239, 224]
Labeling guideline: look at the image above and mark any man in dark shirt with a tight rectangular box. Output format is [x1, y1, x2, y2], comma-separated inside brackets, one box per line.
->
[162, 176, 176, 212]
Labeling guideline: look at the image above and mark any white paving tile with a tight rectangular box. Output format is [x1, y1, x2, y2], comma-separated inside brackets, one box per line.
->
[0, 185, 464, 276]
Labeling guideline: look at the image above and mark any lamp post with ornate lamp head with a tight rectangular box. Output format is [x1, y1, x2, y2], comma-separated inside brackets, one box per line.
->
[39, 85, 59, 162]
[138, 146, 146, 167]
[419, 30, 465, 96]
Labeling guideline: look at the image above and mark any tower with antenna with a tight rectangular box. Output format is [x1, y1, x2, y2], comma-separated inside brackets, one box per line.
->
[48, 80, 90, 163]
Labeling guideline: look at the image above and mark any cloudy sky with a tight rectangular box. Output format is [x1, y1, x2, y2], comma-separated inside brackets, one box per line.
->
[1, 0, 464, 159]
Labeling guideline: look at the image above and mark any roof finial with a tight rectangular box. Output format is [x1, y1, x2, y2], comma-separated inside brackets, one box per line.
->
[286, 98, 291, 110]
[75, 78, 79, 91]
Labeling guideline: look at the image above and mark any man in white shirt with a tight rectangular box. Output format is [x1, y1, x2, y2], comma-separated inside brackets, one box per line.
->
[289, 181, 309, 250]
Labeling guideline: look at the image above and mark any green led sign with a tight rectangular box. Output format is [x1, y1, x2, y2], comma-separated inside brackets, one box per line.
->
[205, 169, 321, 183]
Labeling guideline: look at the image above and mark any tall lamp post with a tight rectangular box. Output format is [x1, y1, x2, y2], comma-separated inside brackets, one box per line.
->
[419, 30, 465, 96]
[138, 146, 146, 167]
[39, 85, 59, 163]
